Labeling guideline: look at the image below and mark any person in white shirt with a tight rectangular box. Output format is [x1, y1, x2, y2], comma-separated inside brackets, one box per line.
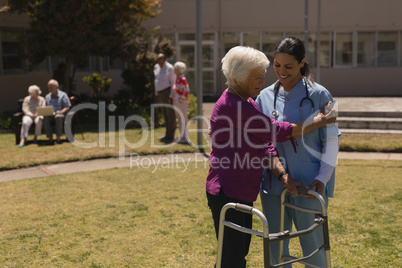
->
[153, 53, 176, 143]
[18, 85, 46, 147]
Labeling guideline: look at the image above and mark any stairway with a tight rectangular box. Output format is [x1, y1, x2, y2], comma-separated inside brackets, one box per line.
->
[337, 111, 402, 134]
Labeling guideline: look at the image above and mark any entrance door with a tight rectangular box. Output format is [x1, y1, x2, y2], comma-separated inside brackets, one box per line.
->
[177, 38, 216, 96]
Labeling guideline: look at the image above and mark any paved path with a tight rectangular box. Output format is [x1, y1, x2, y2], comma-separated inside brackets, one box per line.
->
[0, 151, 400, 183]
[1, 97, 401, 183]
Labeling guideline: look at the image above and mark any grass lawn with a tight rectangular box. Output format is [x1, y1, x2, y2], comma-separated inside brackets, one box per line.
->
[1, 129, 401, 171]
[0, 159, 401, 267]
[0, 124, 206, 171]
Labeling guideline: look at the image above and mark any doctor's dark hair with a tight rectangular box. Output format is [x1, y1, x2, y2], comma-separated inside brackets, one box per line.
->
[273, 37, 314, 93]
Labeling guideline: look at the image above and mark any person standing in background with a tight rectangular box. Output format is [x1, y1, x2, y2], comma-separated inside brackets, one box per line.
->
[154, 53, 176, 143]
[172, 61, 190, 144]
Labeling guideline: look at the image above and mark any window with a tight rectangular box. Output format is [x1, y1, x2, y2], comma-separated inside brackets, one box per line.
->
[377, 32, 398, 67]
[29, 58, 49, 73]
[1, 28, 25, 74]
[243, 32, 259, 49]
[178, 33, 195, 41]
[261, 32, 282, 63]
[108, 57, 125, 70]
[400, 31, 402, 66]
[202, 45, 214, 68]
[357, 32, 375, 67]
[223, 32, 240, 54]
[335, 32, 353, 66]
[315, 32, 331, 68]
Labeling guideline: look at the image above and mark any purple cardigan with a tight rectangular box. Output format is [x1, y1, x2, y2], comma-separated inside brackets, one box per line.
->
[205, 91, 293, 202]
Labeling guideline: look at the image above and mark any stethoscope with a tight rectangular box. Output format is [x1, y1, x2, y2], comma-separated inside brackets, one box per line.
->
[272, 77, 314, 120]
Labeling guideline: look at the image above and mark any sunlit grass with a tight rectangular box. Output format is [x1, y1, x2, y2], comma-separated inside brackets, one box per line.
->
[0, 123, 209, 170]
[0, 159, 400, 267]
[339, 133, 402, 153]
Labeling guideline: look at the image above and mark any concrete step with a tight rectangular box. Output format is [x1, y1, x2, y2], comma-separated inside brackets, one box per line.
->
[338, 111, 402, 118]
[337, 117, 402, 130]
[339, 128, 402, 134]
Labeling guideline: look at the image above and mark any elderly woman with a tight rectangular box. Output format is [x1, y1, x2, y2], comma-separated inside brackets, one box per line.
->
[206, 46, 336, 267]
[172, 61, 190, 144]
[18, 85, 46, 147]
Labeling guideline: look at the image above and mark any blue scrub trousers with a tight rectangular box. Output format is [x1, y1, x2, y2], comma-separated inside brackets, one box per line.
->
[260, 190, 328, 267]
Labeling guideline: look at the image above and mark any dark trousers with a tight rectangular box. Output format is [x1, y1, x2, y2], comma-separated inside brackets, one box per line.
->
[207, 190, 253, 268]
[154, 87, 176, 139]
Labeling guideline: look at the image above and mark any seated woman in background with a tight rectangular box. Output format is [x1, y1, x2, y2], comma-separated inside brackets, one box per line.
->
[18, 85, 46, 147]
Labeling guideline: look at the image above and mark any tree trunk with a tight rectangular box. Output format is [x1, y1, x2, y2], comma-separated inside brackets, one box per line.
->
[64, 57, 72, 95]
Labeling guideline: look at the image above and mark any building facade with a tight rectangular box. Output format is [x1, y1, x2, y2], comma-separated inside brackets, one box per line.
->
[0, 0, 401, 112]
[142, 0, 402, 98]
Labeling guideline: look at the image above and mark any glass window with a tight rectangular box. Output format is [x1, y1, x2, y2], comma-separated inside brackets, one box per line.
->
[284, 32, 316, 66]
[109, 57, 125, 70]
[400, 32, 402, 66]
[377, 32, 398, 67]
[179, 45, 195, 68]
[315, 32, 331, 68]
[262, 32, 282, 63]
[202, 71, 215, 94]
[202, 33, 215, 41]
[202, 45, 214, 68]
[1, 28, 25, 74]
[335, 32, 353, 66]
[357, 32, 375, 67]
[223, 32, 239, 54]
[29, 58, 48, 73]
[243, 32, 259, 49]
[178, 33, 195, 41]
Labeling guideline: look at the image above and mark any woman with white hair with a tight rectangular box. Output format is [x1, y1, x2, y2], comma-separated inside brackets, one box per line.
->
[205, 46, 336, 267]
[18, 85, 46, 147]
[172, 61, 190, 144]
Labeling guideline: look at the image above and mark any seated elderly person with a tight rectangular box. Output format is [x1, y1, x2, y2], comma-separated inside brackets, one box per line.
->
[18, 85, 46, 147]
[44, 79, 71, 144]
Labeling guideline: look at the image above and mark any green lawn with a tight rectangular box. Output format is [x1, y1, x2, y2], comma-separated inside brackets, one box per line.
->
[0, 159, 401, 267]
[0, 125, 206, 171]
[1, 130, 401, 171]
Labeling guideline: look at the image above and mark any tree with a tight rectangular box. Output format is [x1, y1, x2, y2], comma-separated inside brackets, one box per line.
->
[3, 0, 161, 94]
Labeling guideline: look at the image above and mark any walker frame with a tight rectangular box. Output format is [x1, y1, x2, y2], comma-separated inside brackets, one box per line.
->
[216, 187, 331, 268]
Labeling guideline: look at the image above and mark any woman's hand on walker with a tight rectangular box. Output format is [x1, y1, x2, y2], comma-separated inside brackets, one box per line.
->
[280, 174, 304, 196]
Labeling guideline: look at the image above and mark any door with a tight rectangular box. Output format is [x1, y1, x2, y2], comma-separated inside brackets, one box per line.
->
[177, 37, 217, 96]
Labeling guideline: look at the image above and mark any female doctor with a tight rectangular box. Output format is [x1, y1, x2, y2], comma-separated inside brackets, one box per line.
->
[255, 37, 341, 267]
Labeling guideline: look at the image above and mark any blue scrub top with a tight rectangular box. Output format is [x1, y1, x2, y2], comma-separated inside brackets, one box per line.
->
[255, 79, 341, 197]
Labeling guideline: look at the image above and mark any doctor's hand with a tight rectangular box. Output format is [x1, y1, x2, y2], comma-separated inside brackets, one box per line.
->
[306, 179, 325, 199]
[314, 101, 336, 127]
[280, 174, 304, 196]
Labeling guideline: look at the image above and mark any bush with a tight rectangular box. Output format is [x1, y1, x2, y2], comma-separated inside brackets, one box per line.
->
[83, 73, 112, 99]
[0, 112, 12, 130]
[188, 93, 197, 119]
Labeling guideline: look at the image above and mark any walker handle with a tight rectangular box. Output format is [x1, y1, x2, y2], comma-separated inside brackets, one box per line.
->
[234, 203, 254, 214]
[297, 186, 309, 195]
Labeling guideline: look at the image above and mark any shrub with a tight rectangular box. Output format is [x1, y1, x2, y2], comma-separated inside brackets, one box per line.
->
[83, 73, 112, 99]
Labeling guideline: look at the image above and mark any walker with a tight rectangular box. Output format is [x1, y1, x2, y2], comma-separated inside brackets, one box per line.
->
[216, 187, 331, 268]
